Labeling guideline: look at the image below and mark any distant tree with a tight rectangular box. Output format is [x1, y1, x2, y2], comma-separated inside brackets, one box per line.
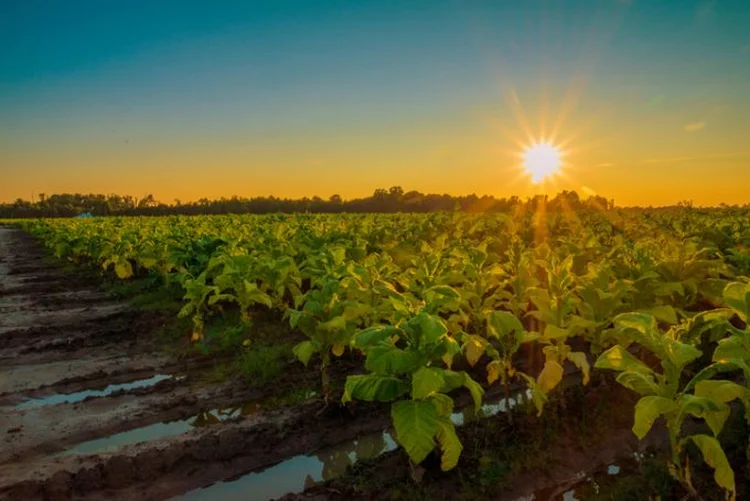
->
[0, 188, 627, 218]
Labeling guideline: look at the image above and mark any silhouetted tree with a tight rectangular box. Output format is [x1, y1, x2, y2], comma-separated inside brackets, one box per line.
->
[0, 189, 625, 218]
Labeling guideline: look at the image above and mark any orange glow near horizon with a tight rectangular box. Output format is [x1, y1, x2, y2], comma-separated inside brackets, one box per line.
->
[2, 2, 750, 208]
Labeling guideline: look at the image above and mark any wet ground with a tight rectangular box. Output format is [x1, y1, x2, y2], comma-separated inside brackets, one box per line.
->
[0, 227, 684, 501]
[0, 228, 394, 501]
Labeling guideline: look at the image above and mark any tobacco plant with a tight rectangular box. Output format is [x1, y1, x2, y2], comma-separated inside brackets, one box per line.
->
[342, 311, 482, 471]
[596, 311, 748, 500]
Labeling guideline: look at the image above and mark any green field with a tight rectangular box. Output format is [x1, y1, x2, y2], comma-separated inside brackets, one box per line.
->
[8, 207, 750, 500]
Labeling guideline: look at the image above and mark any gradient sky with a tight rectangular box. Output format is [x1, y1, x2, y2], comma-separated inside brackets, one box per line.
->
[2, 0, 749, 206]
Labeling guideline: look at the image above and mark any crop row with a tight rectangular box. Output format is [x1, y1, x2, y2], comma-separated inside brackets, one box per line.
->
[17, 208, 750, 499]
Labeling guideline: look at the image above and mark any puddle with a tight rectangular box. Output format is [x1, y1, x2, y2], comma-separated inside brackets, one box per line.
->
[15, 374, 175, 410]
[562, 490, 580, 501]
[175, 388, 535, 501]
[64, 406, 242, 455]
[178, 431, 399, 501]
[607, 464, 621, 475]
[452, 389, 533, 426]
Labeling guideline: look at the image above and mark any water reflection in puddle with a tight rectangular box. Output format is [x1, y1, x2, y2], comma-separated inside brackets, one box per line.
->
[178, 432, 399, 501]
[607, 464, 621, 475]
[562, 490, 580, 501]
[15, 374, 175, 410]
[176, 388, 535, 500]
[65, 406, 245, 455]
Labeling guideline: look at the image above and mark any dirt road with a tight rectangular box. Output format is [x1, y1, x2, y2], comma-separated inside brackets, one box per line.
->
[0, 227, 388, 501]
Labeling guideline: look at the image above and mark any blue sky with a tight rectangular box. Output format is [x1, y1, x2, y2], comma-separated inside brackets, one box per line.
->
[2, 0, 749, 204]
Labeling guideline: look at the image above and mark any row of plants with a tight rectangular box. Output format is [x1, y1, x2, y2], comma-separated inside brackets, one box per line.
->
[14, 207, 750, 499]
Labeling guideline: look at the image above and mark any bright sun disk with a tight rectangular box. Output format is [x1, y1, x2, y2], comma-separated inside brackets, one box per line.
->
[522, 142, 562, 184]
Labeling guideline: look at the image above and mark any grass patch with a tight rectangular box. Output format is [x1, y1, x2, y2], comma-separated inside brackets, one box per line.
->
[204, 361, 239, 383]
[195, 340, 294, 386]
[193, 313, 251, 355]
[264, 385, 318, 407]
[129, 287, 183, 312]
[104, 274, 184, 312]
[238, 342, 294, 385]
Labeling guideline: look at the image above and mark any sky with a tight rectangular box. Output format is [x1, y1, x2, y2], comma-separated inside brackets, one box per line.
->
[1, 0, 749, 206]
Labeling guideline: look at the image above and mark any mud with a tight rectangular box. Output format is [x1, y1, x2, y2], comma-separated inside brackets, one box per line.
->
[0, 227, 388, 500]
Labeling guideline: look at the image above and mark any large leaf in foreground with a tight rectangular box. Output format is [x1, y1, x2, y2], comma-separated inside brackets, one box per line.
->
[686, 435, 736, 500]
[342, 375, 408, 403]
[632, 396, 675, 439]
[391, 400, 438, 464]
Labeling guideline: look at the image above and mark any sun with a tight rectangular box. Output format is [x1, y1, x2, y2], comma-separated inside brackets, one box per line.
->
[522, 142, 562, 184]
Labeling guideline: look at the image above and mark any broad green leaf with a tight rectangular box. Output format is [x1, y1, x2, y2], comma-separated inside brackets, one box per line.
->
[114, 259, 133, 279]
[391, 400, 438, 464]
[293, 340, 317, 366]
[487, 311, 525, 339]
[417, 313, 448, 345]
[686, 435, 736, 498]
[595, 345, 654, 375]
[723, 282, 750, 322]
[713, 334, 750, 367]
[633, 396, 674, 439]
[365, 346, 420, 375]
[462, 373, 485, 412]
[615, 371, 660, 396]
[685, 361, 746, 392]
[435, 417, 462, 471]
[429, 393, 454, 417]
[654, 281, 684, 298]
[440, 370, 466, 392]
[645, 305, 679, 325]
[462, 334, 488, 367]
[694, 380, 748, 434]
[289, 309, 303, 329]
[567, 351, 590, 385]
[678, 394, 725, 421]
[329, 246, 346, 266]
[699, 278, 730, 304]
[244, 285, 273, 308]
[353, 325, 400, 348]
[320, 315, 347, 333]
[543, 324, 569, 341]
[441, 335, 461, 369]
[412, 367, 446, 399]
[614, 313, 661, 353]
[342, 375, 408, 403]
[342, 303, 372, 321]
[663, 340, 702, 372]
[537, 360, 564, 393]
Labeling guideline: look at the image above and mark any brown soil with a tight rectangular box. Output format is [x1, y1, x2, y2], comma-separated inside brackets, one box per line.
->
[0, 227, 387, 501]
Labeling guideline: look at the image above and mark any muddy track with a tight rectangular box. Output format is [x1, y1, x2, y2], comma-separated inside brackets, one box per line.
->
[0, 227, 390, 501]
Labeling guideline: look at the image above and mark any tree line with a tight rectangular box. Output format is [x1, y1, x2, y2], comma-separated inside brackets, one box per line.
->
[0, 188, 617, 218]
